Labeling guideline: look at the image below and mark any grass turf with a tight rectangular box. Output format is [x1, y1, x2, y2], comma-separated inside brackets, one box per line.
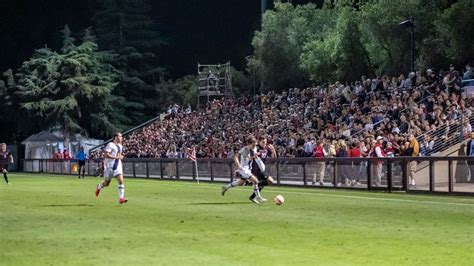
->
[0, 173, 473, 265]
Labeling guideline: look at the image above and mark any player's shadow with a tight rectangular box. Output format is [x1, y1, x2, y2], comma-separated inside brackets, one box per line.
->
[42, 203, 95, 207]
[190, 202, 249, 205]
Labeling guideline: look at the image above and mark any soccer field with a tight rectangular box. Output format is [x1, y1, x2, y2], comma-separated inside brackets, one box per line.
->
[0, 174, 473, 265]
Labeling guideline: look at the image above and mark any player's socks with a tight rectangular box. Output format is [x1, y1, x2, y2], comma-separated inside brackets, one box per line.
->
[118, 184, 125, 198]
[3, 173, 9, 184]
[250, 180, 267, 199]
[225, 180, 239, 189]
[253, 183, 264, 200]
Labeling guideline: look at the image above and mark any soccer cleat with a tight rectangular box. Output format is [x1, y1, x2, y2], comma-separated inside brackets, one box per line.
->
[255, 196, 266, 203]
[95, 186, 101, 197]
[221, 186, 228, 196]
[250, 197, 261, 204]
[119, 197, 128, 204]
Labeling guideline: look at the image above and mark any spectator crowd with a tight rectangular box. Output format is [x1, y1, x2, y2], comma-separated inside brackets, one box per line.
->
[90, 64, 474, 164]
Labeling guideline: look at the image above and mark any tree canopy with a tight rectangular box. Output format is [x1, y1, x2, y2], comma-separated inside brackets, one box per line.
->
[250, 0, 474, 91]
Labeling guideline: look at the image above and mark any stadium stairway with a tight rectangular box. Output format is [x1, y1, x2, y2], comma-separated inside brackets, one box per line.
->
[414, 113, 474, 185]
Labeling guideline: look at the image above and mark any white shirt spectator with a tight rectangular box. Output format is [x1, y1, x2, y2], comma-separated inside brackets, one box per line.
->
[304, 141, 315, 154]
[375, 146, 384, 157]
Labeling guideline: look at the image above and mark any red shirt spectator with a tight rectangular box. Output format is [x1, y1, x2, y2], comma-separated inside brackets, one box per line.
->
[63, 149, 71, 160]
[313, 141, 326, 158]
[54, 150, 63, 160]
[348, 144, 362, 158]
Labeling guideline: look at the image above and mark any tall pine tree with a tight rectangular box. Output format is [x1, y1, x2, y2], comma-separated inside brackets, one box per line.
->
[94, 0, 166, 127]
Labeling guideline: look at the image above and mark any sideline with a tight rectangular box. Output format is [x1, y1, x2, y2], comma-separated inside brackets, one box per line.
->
[13, 173, 474, 207]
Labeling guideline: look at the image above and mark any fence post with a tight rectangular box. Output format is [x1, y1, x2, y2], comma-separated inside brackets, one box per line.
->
[401, 158, 407, 191]
[387, 159, 393, 193]
[160, 159, 164, 179]
[210, 160, 214, 182]
[448, 160, 453, 193]
[367, 160, 372, 191]
[132, 161, 136, 178]
[303, 161, 307, 187]
[145, 161, 149, 178]
[192, 160, 197, 181]
[429, 159, 435, 192]
[276, 161, 281, 185]
[333, 161, 337, 187]
[176, 160, 180, 179]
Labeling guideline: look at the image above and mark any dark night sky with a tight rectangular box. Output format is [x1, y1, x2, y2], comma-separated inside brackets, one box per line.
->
[0, 0, 320, 79]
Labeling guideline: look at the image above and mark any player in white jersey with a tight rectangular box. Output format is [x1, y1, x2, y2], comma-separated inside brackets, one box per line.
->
[221, 137, 266, 203]
[95, 132, 128, 204]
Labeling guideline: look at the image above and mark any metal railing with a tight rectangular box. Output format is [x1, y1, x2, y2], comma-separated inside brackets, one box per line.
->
[417, 112, 473, 155]
[89, 113, 167, 152]
[349, 86, 429, 139]
[21, 157, 474, 196]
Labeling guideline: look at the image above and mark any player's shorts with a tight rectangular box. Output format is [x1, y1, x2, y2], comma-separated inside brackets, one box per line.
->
[78, 160, 86, 167]
[256, 171, 270, 181]
[252, 168, 269, 181]
[0, 165, 8, 172]
[238, 167, 253, 179]
[104, 167, 123, 180]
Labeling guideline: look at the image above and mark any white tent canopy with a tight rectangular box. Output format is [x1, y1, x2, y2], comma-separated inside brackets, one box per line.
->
[22, 130, 103, 159]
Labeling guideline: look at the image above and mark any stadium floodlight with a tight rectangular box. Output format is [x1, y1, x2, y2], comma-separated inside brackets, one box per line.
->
[398, 17, 415, 72]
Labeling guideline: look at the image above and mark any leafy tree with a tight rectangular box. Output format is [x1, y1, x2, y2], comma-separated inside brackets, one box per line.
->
[249, 2, 332, 91]
[0, 69, 35, 142]
[93, 0, 166, 125]
[158, 75, 199, 108]
[435, 0, 474, 66]
[14, 25, 121, 146]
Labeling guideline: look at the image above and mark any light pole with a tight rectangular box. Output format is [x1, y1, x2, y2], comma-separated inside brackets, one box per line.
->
[399, 17, 415, 72]
[261, 0, 267, 16]
[259, 0, 267, 94]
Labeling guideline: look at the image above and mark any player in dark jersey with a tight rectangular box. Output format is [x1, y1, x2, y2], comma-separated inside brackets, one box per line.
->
[0, 143, 13, 185]
[249, 136, 277, 203]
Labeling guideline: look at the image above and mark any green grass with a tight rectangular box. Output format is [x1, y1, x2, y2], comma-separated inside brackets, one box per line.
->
[0, 173, 473, 266]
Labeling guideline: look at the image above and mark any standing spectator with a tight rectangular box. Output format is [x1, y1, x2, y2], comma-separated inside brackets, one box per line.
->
[64, 149, 71, 160]
[166, 144, 178, 179]
[372, 136, 386, 187]
[304, 137, 315, 157]
[54, 149, 63, 160]
[336, 140, 349, 186]
[465, 132, 474, 183]
[312, 140, 327, 186]
[75, 147, 87, 179]
[463, 64, 474, 80]
[358, 141, 369, 185]
[348, 142, 362, 186]
[63, 148, 71, 173]
[407, 134, 420, 187]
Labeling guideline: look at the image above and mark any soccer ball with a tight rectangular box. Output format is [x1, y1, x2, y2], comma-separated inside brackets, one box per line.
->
[274, 195, 285, 205]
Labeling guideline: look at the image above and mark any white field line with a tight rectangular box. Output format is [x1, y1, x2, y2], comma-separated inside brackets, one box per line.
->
[157, 180, 474, 207]
[14, 174, 474, 207]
